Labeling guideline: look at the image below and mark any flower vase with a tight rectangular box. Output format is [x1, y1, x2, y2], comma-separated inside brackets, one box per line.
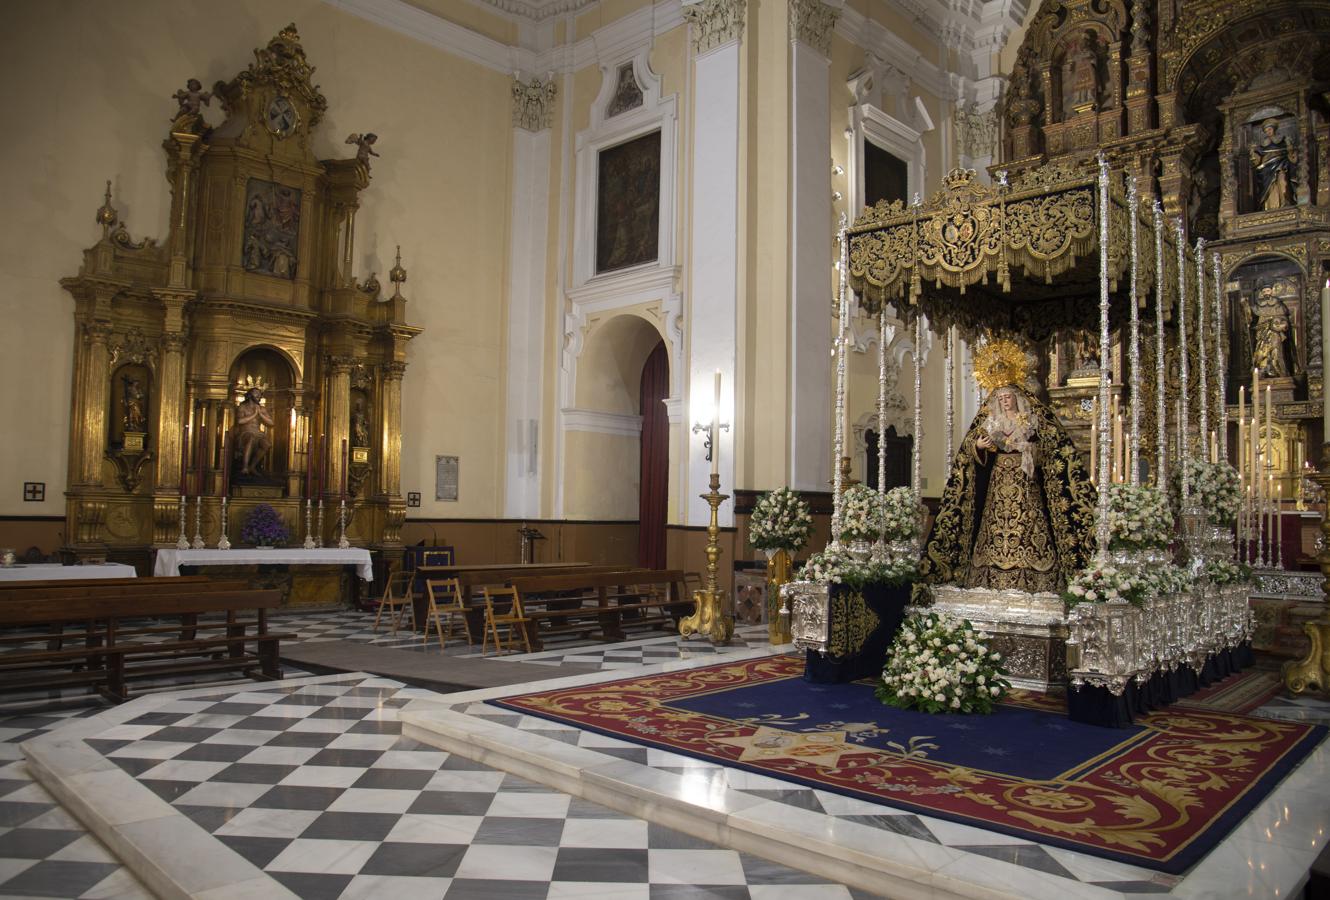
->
[765, 548, 794, 644]
[844, 539, 873, 563]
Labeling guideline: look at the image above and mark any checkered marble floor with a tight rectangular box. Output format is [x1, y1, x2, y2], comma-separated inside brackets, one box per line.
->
[4, 673, 876, 900]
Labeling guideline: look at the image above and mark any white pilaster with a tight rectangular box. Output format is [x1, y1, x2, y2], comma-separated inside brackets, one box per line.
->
[788, 3, 837, 493]
[684, 0, 743, 526]
[504, 77, 554, 518]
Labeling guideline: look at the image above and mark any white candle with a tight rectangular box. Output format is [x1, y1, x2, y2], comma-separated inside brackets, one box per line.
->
[712, 370, 722, 476]
[1323, 278, 1330, 439]
[1238, 386, 1246, 483]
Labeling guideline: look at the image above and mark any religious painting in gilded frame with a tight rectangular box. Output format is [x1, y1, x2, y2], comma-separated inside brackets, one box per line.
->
[242, 178, 302, 279]
[595, 130, 661, 274]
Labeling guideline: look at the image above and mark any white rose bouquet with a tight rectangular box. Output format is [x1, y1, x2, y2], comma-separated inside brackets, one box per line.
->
[1108, 483, 1174, 550]
[1139, 563, 1194, 597]
[839, 484, 885, 542]
[749, 486, 814, 553]
[1063, 562, 1147, 608]
[1174, 458, 1241, 526]
[881, 486, 922, 544]
[800, 544, 916, 588]
[876, 612, 1010, 714]
[1204, 557, 1252, 586]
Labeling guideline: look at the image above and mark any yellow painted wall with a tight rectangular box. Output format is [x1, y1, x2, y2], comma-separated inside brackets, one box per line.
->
[564, 431, 642, 518]
[0, 0, 512, 519]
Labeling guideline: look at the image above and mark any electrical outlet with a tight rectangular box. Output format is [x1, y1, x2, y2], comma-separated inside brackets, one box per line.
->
[406, 492, 421, 508]
[23, 482, 45, 502]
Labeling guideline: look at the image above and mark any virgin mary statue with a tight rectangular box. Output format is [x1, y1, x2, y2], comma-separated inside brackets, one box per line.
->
[920, 340, 1097, 593]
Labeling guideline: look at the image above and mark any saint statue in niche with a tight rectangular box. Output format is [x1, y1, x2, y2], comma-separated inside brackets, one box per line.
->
[351, 397, 371, 448]
[1062, 31, 1099, 117]
[1249, 118, 1297, 211]
[234, 387, 274, 475]
[1245, 279, 1297, 378]
[919, 340, 1097, 593]
[122, 377, 146, 433]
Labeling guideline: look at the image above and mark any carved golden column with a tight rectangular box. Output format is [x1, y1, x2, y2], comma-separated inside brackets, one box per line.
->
[164, 132, 204, 287]
[76, 319, 113, 486]
[152, 321, 190, 544]
[325, 355, 354, 499]
[378, 361, 405, 499]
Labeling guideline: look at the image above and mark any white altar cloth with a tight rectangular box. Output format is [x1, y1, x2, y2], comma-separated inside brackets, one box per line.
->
[153, 548, 373, 582]
[0, 563, 138, 582]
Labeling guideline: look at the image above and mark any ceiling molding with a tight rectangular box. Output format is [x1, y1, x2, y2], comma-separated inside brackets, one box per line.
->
[326, 0, 683, 74]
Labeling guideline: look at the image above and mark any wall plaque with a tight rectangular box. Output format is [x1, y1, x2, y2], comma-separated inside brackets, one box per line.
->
[435, 455, 459, 501]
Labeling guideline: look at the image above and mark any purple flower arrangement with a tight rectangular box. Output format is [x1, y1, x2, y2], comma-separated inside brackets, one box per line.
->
[240, 504, 290, 547]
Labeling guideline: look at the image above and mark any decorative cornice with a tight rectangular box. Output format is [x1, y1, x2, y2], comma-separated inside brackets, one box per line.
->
[473, 0, 597, 23]
[682, 0, 745, 55]
[789, 0, 841, 56]
[562, 408, 644, 436]
[512, 77, 558, 131]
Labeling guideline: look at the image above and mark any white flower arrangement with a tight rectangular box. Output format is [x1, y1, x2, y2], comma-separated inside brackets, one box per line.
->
[876, 612, 1010, 714]
[1138, 563, 1194, 597]
[881, 486, 922, 544]
[1108, 483, 1174, 550]
[801, 544, 917, 589]
[749, 486, 814, 553]
[1063, 562, 1148, 608]
[1175, 458, 1241, 526]
[839, 484, 885, 542]
[1204, 557, 1252, 586]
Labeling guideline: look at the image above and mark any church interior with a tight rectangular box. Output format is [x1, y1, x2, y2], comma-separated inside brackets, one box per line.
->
[3, 0, 1330, 897]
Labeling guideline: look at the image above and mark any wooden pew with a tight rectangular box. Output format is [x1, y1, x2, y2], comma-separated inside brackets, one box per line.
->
[0, 588, 290, 702]
[507, 569, 693, 650]
[412, 563, 631, 640]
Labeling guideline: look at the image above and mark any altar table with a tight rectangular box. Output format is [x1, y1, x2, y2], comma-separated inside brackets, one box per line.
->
[0, 563, 138, 582]
[153, 548, 374, 610]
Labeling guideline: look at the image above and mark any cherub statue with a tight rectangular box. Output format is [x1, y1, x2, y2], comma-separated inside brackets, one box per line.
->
[345, 133, 380, 168]
[171, 78, 212, 133]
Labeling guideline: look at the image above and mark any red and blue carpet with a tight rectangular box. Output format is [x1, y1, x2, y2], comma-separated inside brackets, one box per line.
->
[493, 655, 1324, 874]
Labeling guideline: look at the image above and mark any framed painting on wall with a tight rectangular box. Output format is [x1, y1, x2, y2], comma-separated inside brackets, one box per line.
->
[595, 130, 661, 274]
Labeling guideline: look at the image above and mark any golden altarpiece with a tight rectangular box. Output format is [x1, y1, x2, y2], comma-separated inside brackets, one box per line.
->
[60, 25, 419, 578]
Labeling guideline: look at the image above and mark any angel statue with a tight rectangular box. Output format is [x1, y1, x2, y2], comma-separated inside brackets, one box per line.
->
[346, 133, 380, 168]
[171, 78, 212, 133]
[919, 339, 1097, 593]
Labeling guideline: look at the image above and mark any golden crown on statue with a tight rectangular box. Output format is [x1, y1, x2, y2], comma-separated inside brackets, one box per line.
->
[973, 338, 1030, 392]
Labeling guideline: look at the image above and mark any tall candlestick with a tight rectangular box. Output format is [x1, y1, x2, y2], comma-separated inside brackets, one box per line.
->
[1195, 237, 1208, 457]
[913, 313, 923, 497]
[1213, 252, 1226, 458]
[878, 311, 889, 494]
[712, 370, 722, 477]
[1266, 472, 1274, 568]
[341, 438, 349, 500]
[1127, 177, 1141, 484]
[1265, 384, 1272, 505]
[1095, 154, 1112, 559]
[1175, 218, 1190, 489]
[832, 215, 849, 539]
[1153, 201, 1167, 487]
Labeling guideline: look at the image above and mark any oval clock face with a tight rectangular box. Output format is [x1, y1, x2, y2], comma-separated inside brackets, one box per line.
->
[265, 95, 298, 138]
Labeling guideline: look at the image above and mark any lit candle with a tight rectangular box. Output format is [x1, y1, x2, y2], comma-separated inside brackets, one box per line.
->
[712, 370, 722, 477]
[1276, 480, 1283, 568]
[1210, 430, 1217, 463]
[341, 438, 349, 499]
[180, 424, 190, 497]
[1238, 386, 1246, 484]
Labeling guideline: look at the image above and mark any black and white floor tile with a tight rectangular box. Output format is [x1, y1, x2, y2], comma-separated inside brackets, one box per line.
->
[1, 673, 875, 900]
[4, 602, 1328, 900]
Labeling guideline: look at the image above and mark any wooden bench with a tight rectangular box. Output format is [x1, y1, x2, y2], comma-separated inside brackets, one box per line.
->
[507, 569, 693, 650]
[0, 588, 290, 703]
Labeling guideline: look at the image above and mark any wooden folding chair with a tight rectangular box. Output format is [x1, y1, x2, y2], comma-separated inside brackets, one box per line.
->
[482, 586, 531, 656]
[374, 569, 416, 635]
[423, 578, 474, 649]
